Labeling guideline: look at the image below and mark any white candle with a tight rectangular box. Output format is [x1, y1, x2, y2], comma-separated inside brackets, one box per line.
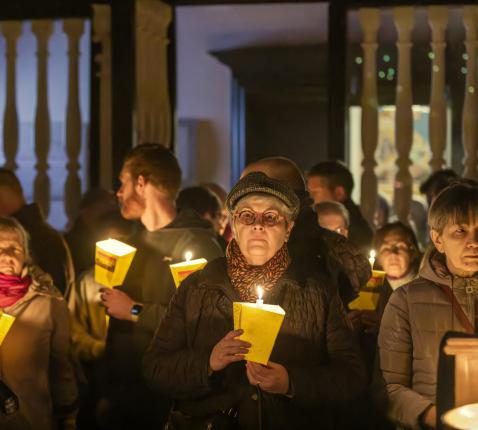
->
[256, 286, 264, 307]
[369, 250, 376, 269]
[184, 251, 192, 262]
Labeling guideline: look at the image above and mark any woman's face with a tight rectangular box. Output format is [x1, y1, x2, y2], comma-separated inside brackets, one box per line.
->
[232, 196, 293, 266]
[377, 231, 413, 278]
[0, 230, 25, 276]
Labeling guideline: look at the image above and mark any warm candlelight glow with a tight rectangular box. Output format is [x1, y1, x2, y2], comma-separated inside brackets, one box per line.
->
[256, 285, 264, 307]
[442, 403, 478, 430]
[369, 250, 376, 268]
[184, 251, 192, 262]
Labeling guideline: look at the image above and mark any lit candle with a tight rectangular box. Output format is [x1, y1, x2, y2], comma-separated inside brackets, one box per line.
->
[369, 250, 376, 269]
[185, 251, 192, 262]
[256, 286, 264, 307]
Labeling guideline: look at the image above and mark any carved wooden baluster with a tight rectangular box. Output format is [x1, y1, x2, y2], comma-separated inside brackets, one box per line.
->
[63, 19, 85, 224]
[359, 8, 380, 225]
[92, 5, 113, 189]
[32, 20, 54, 216]
[1, 22, 22, 170]
[428, 7, 449, 172]
[393, 7, 414, 224]
[462, 6, 478, 180]
[135, 0, 172, 147]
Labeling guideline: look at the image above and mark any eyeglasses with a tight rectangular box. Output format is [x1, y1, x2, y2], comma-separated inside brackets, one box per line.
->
[234, 209, 284, 227]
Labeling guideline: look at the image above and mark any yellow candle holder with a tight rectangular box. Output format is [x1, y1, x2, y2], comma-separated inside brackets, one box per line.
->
[233, 302, 285, 365]
[95, 239, 137, 288]
[169, 258, 207, 288]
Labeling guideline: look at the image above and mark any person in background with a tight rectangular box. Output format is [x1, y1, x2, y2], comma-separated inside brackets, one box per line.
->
[315, 200, 349, 238]
[68, 210, 134, 430]
[143, 172, 366, 430]
[65, 188, 118, 277]
[374, 222, 422, 320]
[0, 217, 77, 430]
[419, 169, 458, 207]
[98, 144, 223, 430]
[201, 182, 230, 239]
[0, 168, 74, 296]
[307, 161, 373, 250]
[374, 195, 390, 230]
[176, 186, 228, 250]
[241, 156, 371, 307]
[379, 182, 478, 429]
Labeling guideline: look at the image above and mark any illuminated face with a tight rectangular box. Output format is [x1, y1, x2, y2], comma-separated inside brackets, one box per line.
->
[0, 230, 25, 276]
[116, 168, 145, 220]
[317, 212, 349, 238]
[431, 218, 478, 277]
[307, 176, 335, 204]
[377, 232, 413, 278]
[232, 196, 293, 266]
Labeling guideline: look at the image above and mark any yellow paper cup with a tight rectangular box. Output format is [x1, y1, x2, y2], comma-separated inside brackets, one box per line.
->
[0, 313, 15, 346]
[95, 239, 136, 288]
[367, 270, 386, 289]
[169, 258, 207, 288]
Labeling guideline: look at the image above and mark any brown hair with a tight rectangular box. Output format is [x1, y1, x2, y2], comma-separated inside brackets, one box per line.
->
[428, 182, 478, 234]
[374, 222, 421, 272]
[123, 143, 181, 200]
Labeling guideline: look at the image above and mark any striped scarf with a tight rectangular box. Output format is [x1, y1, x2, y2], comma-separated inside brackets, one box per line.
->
[226, 239, 290, 302]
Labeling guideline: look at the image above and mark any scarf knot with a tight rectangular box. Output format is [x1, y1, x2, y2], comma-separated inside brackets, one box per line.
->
[226, 239, 290, 302]
[0, 272, 31, 308]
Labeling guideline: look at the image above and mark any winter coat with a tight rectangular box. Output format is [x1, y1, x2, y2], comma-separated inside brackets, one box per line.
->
[68, 268, 107, 362]
[14, 203, 75, 297]
[0, 266, 78, 430]
[143, 257, 367, 430]
[100, 209, 224, 428]
[378, 249, 476, 429]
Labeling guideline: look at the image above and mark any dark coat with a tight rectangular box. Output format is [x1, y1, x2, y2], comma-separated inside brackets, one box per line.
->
[101, 210, 224, 429]
[288, 202, 370, 305]
[14, 203, 74, 296]
[143, 257, 367, 430]
[343, 199, 374, 251]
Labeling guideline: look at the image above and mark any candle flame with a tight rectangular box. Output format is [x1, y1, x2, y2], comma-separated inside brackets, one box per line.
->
[369, 250, 376, 259]
[257, 286, 263, 300]
[185, 251, 192, 262]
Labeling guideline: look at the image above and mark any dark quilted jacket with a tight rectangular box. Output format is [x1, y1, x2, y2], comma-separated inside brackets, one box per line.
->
[143, 257, 366, 430]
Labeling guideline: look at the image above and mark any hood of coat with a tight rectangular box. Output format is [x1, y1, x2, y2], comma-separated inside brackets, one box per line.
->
[419, 246, 478, 292]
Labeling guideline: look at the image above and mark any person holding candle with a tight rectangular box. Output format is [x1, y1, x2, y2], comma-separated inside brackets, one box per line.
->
[379, 182, 478, 429]
[98, 144, 223, 430]
[0, 217, 78, 430]
[144, 172, 366, 430]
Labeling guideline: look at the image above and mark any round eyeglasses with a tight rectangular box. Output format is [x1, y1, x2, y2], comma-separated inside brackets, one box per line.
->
[235, 209, 284, 227]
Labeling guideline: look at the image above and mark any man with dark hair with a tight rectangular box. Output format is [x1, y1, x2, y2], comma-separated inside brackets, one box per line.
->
[176, 186, 227, 242]
[0, 168, 74, 296]
[419, 168, 458, 206]
[307, 161, 373, 250]
[98, 143, 223, 430]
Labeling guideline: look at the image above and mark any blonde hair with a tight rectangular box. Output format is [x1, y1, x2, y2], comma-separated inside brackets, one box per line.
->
[0, 217, 30, 263]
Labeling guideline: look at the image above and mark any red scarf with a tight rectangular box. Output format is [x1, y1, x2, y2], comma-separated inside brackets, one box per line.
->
[0, 273, 31, 308]
[226, 239, 290, 302]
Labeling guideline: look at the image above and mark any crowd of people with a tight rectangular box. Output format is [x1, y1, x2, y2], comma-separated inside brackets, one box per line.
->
[0, 143, 475, 430]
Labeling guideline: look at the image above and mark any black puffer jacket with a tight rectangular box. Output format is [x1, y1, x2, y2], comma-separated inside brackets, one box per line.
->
[143, 257, 366, 430]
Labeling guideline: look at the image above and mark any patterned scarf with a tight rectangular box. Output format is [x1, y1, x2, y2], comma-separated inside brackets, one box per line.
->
[0, 272, 31, 308]
[226, 239, 291, 302]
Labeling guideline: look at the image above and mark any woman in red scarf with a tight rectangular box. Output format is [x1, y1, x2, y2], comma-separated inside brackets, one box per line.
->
[0, 217, 77, 430]
[144, 172, 365, 430]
